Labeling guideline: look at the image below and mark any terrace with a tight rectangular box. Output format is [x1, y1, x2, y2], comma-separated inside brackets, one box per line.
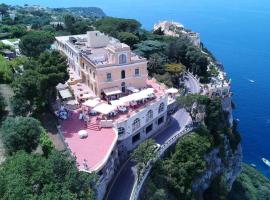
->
[60, 109, 117, 172]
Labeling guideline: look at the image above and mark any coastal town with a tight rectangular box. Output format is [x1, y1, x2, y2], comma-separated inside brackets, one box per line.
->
[1, 3, 268, 200]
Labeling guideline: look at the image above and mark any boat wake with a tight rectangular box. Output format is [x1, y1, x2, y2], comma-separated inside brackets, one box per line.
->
[248, 79, 255, 83]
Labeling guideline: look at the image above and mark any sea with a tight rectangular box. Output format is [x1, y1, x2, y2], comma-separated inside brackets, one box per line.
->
[3, 0, 270, 178]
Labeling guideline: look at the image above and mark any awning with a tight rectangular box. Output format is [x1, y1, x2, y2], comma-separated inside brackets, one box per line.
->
[127, 86, 139, 93]
[56, 83, 68, 91]
[93, 103, 116, 115]
[119, 88, 155, 103]
[80, 93, 95, 100]
[59, 89, 72, 99]
[66, 100, 78, 105]
[82, 99, 100, 107]
[110, 99, 126, 107]
[166, 88, 178, 94]
[103, 87, 122, 96]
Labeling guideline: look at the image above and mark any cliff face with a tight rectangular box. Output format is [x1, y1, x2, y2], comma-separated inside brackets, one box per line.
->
[192, 137, 242, 199]
[192, 95, 242, 199]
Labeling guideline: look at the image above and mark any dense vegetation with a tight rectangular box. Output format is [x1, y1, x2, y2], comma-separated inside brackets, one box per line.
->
[139, 95, 242, 200]
[53, 7, 106, 18]
[141, 130, 213, 200]
[229, 164, 270, 200]
[0, 4, 97, 199]
[0, 117, 43, 154]
[0, 150, 96, 200]
[177, 94, 241, 150]
[94, 17, 210, 86]
[11, 50, 69, 115]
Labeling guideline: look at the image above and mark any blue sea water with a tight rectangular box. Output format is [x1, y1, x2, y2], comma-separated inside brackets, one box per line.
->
[3, 0, 270, 178]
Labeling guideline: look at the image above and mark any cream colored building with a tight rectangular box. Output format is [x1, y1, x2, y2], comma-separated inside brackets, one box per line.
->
[55, 31, 174, 199]
[56, 31, 148, 100]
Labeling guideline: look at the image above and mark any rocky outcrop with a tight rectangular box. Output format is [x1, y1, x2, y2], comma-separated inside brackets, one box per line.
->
[192, 137, 242, 199]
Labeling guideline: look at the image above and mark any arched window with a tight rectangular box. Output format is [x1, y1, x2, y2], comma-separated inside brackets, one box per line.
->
[132, 118, 140, 131]
[146, 110, 153, 122]
[118, 127, 125, 135]
[158, 103, 165, 113]
[121, 70, 125, 79]
[119, 54, 127, 64]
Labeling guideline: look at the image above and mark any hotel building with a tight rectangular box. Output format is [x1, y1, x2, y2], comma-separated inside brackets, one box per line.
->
[55, 31, 176, 199]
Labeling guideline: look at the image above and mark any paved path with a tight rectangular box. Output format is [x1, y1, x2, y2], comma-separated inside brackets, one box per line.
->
[0, 84, 14, 116]
[0, 84, 14, 164]
[105, 73, 200, 200]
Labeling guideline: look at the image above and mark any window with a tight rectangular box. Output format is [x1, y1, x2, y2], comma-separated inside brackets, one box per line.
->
[158, 116, 164, 125]
[118, 127, 125, 135]
[107, 73, 112, 82]
[132, 118, 140, 131]
[158, 103, 165, 113]
[146, 124, 153, 134]
[121, 82, 126, 93]
[146, 110, 153, 122]
[135, 68, 140, 76]
[119, 54, 127, 64]
[121, 70, 125, 79]
[132, 133, 140, 144]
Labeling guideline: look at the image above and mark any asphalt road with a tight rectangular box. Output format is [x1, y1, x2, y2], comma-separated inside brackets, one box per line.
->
[105, 73, 200, 200]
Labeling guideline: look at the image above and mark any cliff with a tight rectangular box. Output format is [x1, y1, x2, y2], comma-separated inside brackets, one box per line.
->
[192, 138, 242, 199]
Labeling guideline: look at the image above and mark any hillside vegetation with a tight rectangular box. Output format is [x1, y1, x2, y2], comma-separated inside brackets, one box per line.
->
[229, 164, 270, 200]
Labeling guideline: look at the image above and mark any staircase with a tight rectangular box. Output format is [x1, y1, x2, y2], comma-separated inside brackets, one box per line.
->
[87, 122, 101, 131]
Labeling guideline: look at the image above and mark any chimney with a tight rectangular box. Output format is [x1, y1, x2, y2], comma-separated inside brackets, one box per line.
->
[87, 31, 109, 48]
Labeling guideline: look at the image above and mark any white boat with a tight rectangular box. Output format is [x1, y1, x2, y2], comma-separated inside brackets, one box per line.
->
[250, 163, 256, 168]
[262, 158, 270, 167]
[249, 79, 255, 83]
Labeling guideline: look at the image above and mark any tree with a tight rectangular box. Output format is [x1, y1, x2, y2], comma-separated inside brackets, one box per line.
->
[0, 117, 43, 154]
[141, 131, 213, 200]
[153, 27, 164, 35]
[134, 40, 166, 59]
[10, 94, 32, 116]
[11, 50, 69, 114]
[19, 31, 54, 57]
[117, 32, 139, 48]
[0, 3, 8, 15]
[164, 63, 186, 87]
[0, 151, 96, 199]
[177, 94, 208, 123]
[154, 72, 173, 88]
[147, 53, 165, 75]
[64, 14, 76, 33]
[72, 20, 93, 34]
[185, 46, 208, 77]
[132, 139, 157, 166]
[9, 25, 27, 38]
[40, 131, 54, 157]
[0, 93, 6, 119]
[95, 17, 141, 37]
[0, 55, 13, 83]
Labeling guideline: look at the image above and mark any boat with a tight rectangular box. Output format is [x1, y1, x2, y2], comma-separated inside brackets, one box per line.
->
[262, 158, 270, 167]
[248, 79, 255, 83]
[250, 163, 256, 168]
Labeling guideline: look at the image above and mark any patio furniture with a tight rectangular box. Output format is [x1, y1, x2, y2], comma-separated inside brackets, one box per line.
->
[78, 130, 88, 139]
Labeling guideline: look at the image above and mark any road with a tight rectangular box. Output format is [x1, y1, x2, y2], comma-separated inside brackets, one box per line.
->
[105, 73, 200, 200]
